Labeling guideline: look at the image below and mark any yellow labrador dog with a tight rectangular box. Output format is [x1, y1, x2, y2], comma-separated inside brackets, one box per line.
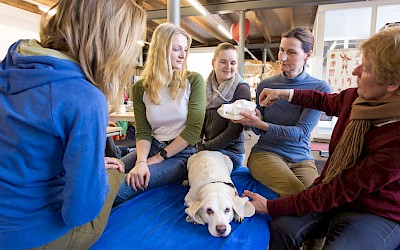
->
[184, 150, 255, 237]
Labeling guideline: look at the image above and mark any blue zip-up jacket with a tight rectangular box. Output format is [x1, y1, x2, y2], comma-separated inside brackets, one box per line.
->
[252, 69, 331, 162]
[0, 40, 109, 249]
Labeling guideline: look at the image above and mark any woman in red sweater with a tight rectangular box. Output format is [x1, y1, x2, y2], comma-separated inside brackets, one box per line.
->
[244, 27, 400, 249]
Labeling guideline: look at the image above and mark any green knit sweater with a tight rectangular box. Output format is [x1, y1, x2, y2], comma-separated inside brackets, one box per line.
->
[131, 71, 206, 145]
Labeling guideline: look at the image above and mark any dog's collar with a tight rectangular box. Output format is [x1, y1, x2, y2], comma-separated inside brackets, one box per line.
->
[210, 181, 238, 196]
[210, 181, 235, 189]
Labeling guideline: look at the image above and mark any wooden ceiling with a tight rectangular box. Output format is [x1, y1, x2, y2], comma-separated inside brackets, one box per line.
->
[0, 0, 57, 15]
[1, 0, 365, 61]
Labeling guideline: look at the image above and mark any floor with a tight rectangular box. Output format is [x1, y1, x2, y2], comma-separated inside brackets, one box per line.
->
[244, 129, 258, 166]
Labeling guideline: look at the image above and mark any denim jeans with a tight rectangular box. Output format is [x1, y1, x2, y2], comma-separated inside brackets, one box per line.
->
[218, 148, 245, 170]
[114, 138, 196, 206]
[269, 208, 400, 250]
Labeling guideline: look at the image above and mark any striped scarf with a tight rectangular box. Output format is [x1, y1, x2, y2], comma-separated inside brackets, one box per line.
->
[205, 71, 241, 109]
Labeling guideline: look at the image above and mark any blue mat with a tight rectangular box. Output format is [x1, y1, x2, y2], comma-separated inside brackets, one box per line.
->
[91, 167, 278, 250]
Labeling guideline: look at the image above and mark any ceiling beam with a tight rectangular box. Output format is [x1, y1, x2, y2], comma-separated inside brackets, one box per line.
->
[141, 0, 165, 11]
[219, 13, 235, 27]
[244, 47, 258, 61]
[246, 43, 280, 49]
[0, 0, 41, 14]
[147, 0, 366, 19]
[252, 10, 272, 44]
[288, 7, 294, 30]
[180, 17, 209, 45]
[144, 10, 209, 45]
[187, 16, 227, 42]
[183, 0, 232, 46]
[266, 48, 276, 61]
[28, 0, 57, 6]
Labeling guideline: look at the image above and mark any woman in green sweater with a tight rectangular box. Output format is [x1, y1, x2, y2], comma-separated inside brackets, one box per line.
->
[114, 23, 206, 205]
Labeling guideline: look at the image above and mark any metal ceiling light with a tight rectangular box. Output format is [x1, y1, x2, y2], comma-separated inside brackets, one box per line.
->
[186, 0, 207, 16]
[187, 0, 232, 40]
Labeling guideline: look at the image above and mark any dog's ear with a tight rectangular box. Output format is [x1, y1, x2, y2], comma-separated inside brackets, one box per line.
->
[185, 200, 206, 225]
[232, 196, 255, 218]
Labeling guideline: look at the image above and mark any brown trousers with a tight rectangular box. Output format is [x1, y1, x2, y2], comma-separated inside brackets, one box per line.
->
[31, 166, 124, 250]
[248, 152, 318, 197]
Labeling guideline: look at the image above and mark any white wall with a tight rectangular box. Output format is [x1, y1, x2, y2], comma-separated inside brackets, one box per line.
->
[0, 3, 41, 59]
[187, 47, 215, 81]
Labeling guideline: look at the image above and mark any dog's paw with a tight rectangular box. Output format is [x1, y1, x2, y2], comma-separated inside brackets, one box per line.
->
[234, 214, 244, 223]
[182, 179, 189, 187]
[186, 215, 198, 224]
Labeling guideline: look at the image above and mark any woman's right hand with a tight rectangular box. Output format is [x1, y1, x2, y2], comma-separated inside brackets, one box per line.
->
[104, 157, 124, 173]
[125, 161, 150, 192]
[232, 108, 262, 127]
[233, 108, 270, 131]
[259, 88, 290, 107]
[243, 190, 269, 214]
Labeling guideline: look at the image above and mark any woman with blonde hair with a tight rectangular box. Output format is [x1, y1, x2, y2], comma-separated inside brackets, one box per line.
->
[0, 0, 146, 249]
[114, 23, 206, 204]
[245, 27, 400, 249]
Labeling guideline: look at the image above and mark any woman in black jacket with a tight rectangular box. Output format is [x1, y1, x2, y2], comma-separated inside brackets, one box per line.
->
[200, 42, 252, 169]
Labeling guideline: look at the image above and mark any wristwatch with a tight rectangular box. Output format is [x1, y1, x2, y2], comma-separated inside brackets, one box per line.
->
[160, 148, 168, 160]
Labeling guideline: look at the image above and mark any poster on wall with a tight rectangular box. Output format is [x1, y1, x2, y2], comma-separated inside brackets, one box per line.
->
[326, 48, 362, 93]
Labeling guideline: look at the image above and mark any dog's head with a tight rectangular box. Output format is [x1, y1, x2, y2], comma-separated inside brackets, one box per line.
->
[185, 183, 255, 237]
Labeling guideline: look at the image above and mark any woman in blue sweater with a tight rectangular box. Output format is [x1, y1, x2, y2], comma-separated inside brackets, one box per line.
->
[235, 27, 331, 197]
[0, 0, 146, 249]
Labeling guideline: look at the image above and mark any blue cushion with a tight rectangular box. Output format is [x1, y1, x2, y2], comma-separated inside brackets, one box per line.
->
[91, 167, 278, 250]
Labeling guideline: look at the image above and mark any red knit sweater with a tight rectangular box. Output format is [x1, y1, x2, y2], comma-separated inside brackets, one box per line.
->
[267, 88, 400, 223]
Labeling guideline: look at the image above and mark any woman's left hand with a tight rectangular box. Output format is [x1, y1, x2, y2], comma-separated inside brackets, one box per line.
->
[104, 157, 124, 173]
[243, 190, 269, 214]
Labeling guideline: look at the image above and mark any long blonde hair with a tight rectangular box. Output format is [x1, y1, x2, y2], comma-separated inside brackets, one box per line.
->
[141, 23, 192, 104]
[39, 0, 147, 105]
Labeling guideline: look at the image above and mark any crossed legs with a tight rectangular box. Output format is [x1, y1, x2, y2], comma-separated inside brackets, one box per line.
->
[248, 152, 318, 197]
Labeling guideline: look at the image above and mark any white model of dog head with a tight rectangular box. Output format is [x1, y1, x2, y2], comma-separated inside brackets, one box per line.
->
[184, 151, 255, 237]
[217, 99, 256, 120]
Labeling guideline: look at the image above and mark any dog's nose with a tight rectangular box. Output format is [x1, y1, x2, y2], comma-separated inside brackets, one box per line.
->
[216, 225, 226, 235]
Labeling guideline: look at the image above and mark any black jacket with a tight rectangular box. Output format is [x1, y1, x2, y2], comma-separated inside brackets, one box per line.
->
[201, 82, 251, 153]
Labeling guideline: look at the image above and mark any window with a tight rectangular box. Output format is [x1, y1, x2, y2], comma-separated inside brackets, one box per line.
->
[321, 7, 371, 90]
[311, 0, 399, 141]
[376, 5, 400, 32]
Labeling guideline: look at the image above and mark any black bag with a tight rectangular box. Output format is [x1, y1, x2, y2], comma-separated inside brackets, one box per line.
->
[105, 136, 122, 158]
